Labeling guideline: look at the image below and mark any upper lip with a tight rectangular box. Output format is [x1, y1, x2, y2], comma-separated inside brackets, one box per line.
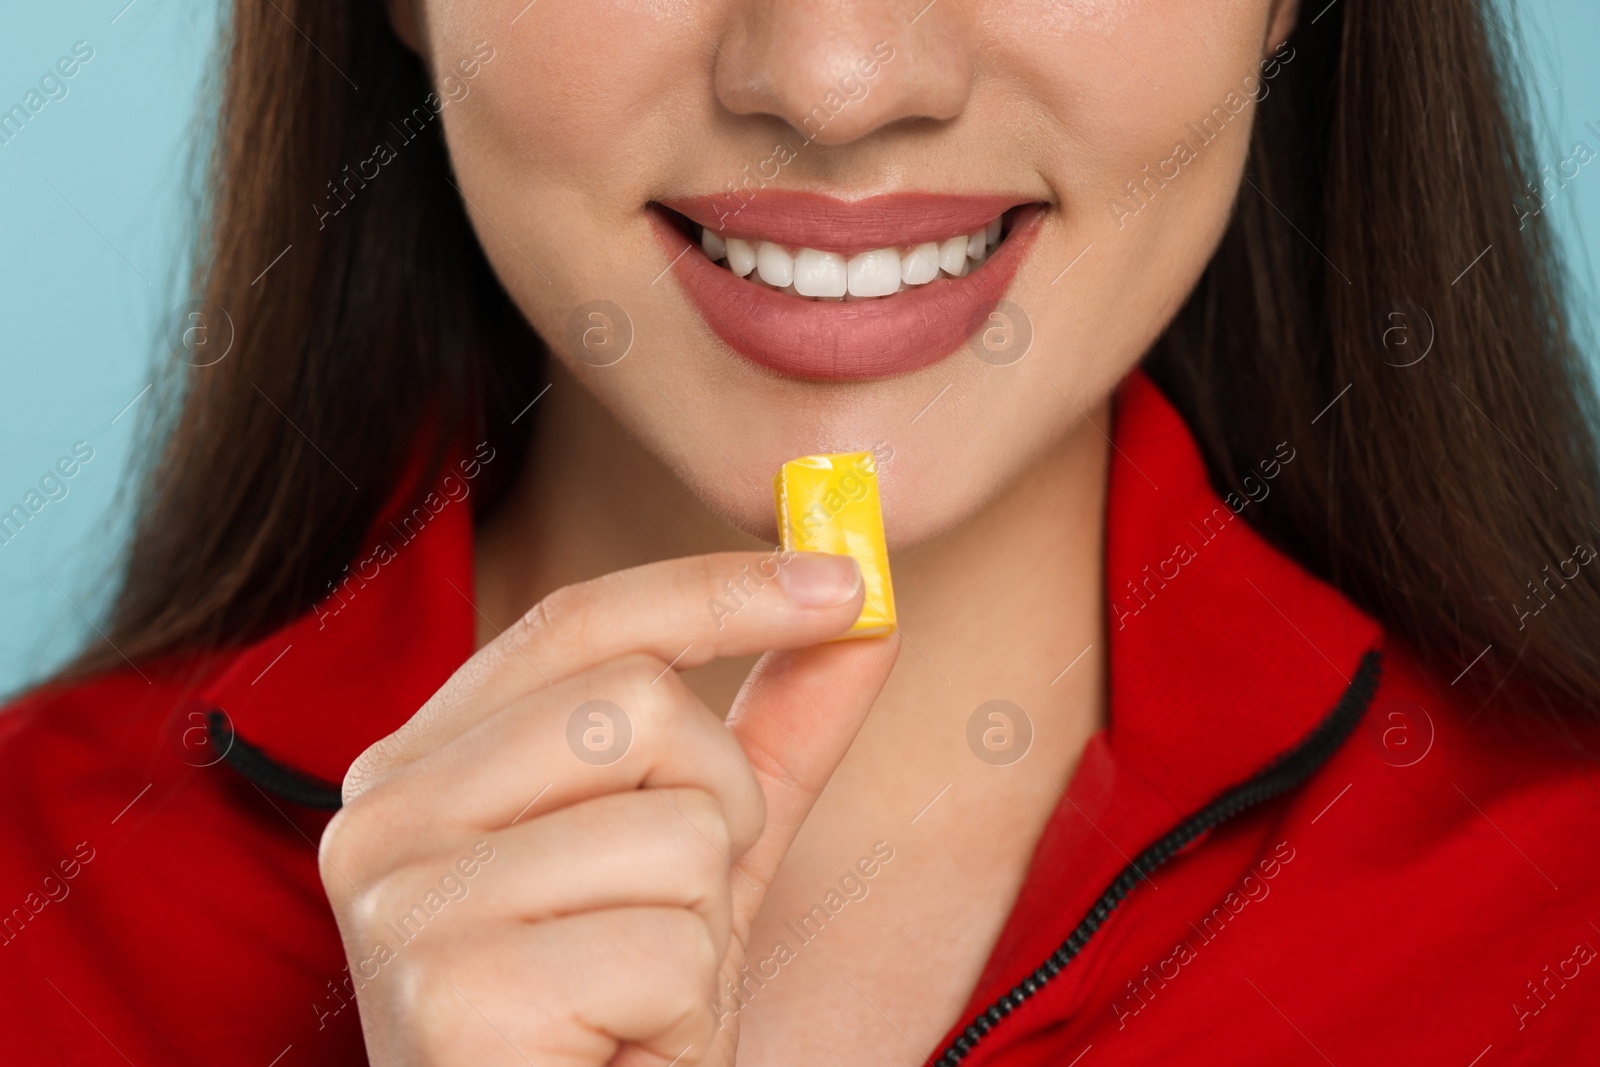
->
[650, 200, 1047, 380]
[655, 191, 1041, 255]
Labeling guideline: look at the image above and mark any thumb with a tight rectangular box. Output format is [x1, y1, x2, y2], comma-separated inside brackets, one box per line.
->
[723, 632, 900, 927]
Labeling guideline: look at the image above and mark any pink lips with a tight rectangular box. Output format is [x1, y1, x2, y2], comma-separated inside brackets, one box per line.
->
[650, 193, 1045, 381]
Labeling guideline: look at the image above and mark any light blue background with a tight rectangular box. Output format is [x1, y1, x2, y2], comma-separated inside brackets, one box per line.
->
[2, 1, 1597, 695]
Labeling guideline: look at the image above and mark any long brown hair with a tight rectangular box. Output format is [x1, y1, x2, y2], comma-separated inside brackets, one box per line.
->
[58, 0, 1600, 718]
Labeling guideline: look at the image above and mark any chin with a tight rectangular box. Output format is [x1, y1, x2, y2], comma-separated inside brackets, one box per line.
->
[653, 418, 1015, 554]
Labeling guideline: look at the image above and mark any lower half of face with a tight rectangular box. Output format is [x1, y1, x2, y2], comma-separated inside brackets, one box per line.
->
[419, 0, 1289, 545]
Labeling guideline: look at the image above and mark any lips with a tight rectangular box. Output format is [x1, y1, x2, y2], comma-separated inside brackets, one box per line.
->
[650, 193, 1046, 381]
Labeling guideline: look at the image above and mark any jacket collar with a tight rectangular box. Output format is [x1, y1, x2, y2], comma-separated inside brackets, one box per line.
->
[1100, 372, 1381, 815]
[200, 372, 1380, 811]
[948, 372, 1382, 1051]
[198, 447, 481, 790]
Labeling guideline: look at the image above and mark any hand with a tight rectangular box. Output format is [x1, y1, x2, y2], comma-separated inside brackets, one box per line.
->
[319, 550, 900, 1065]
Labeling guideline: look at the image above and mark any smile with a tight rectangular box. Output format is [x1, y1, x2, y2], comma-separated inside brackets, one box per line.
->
[650, 192, 1046, 381]
[696, 215, 1008, 299]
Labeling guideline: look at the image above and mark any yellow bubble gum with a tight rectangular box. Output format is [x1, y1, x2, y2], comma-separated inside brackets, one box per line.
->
[773, 451, 896, 639]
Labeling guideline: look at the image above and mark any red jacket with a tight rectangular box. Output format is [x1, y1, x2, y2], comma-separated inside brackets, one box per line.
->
[3, 372, 1597, 1065]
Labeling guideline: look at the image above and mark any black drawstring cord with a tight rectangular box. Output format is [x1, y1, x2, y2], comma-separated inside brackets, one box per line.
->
[206, 710, 344, 810]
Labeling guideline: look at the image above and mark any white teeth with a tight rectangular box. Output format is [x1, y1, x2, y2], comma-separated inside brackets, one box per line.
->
[794, 248, 848, 297]
[702, 215, 1006, 298]
[939, 236, 969, 276]
[701, 228, 726, 261]
[902, 242, 941, 286]
[847, 248, 902, 298]
[756, 241, 795, 288]
[725, 237, 756, 277]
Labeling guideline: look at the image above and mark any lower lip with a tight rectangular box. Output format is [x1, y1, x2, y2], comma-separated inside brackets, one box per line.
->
[650, 204, 1046, 381]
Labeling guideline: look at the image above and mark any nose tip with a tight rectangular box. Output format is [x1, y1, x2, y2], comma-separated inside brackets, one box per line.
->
[714, 3, 973, 145]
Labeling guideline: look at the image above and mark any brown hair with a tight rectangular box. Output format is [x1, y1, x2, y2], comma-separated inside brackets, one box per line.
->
[60, 0, 1600, 717]
[1146, 0, 1600, 717]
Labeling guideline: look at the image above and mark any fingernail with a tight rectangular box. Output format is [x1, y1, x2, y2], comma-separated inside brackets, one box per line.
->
[778, 552, 861, 607]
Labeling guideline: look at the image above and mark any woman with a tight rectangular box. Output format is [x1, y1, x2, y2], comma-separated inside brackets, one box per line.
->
[3, 0, 1598, 1062]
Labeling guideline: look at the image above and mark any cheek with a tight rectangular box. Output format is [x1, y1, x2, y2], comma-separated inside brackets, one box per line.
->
[999, 0, 1275, 368]
[432, 3, 686, 194]
[426, 2, 698, 352]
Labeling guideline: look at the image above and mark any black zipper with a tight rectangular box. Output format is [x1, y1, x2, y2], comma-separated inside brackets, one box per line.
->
[206, 647, 1382, 1054]
[930, 648, 1382, 1067]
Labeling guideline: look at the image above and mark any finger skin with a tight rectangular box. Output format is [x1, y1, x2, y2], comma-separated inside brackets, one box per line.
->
[354, 909, 723, 1067]
[346, 551, 863, 798]
[322, 656, 767, 877]
[345, 787, 737, 956]
[325, 634, 897, 1064]
[320, 551, 892, 1067]
[724, 633, 901, 930]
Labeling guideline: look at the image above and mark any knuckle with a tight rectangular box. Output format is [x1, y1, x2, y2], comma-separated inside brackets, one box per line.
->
[508, 592, 553, 649]
[659, 907, 721, 984]
[648, 662, 697, 712]
[667, 788, 732, 868]
[520, 577, 599, 649]
[665, 984, 718, 1055]
[643, 811, 731, 921]
[682, 553, 749, 629]
[345, 884, 396, 944]
[318, 806, 356, 874]
[685, 552, 722, 605]
[318, 799, 378, 897]
[598, 652, 682, 730]
[609, 649, 668, 688]
[348, 863, 442, 943]
[680, 845, 732, 918]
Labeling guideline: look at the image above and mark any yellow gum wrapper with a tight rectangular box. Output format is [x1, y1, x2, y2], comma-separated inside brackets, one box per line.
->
[773, 451, 896, 639]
